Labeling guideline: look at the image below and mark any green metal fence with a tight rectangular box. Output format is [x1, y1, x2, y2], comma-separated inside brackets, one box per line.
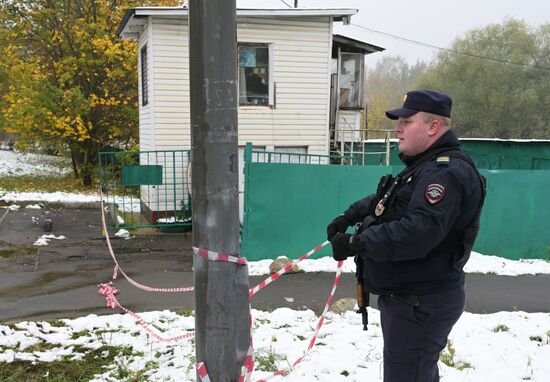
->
[249, 146, 356, 165]
[241, 143, 361, 259]
[362, 139, 550, 170]
[98, 149, 192, 230]
[241, 147, 550, 261]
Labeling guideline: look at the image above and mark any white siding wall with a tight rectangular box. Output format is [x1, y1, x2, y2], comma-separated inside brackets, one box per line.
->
[145, 15, 332, 155]
[138, 20, 155, 205]
[237, 17, 332, 155]
[152, 17, 190, 150]
[138, 15, 333, 216]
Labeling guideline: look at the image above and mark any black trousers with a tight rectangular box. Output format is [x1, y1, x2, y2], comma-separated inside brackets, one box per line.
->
[377, 286, 465, 382]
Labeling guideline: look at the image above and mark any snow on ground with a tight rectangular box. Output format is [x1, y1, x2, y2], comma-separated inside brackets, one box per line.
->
[0, 308, 548, 381]
[32, 234, 66, 246]
[247, 252, 550, 276]
[0, 150, 71, 177]
[115, 229, 134, 240]
[0, 150, 140, 211]
[0, 191, 141, 212]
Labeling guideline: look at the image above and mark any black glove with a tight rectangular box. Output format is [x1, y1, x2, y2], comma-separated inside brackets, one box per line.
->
[330, 232, 352, 261]
[326, 215, 351, 241]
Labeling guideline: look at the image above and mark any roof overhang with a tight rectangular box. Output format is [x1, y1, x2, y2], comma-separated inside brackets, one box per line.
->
[332, 34, 385, 57]
[118, 7, 358, 39]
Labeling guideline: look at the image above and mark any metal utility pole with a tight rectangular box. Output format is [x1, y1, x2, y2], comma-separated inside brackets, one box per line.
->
[189, 1, 250, 381]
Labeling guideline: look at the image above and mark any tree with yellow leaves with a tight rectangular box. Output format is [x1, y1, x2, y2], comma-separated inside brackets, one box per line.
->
[0, 0, 179, 186]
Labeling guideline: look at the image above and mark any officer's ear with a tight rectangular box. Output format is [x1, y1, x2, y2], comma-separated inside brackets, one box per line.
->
[427, 118, 441, 137]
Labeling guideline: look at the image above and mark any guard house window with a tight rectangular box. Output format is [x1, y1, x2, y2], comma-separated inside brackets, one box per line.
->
[339, 53, 363, 109]
[239, 44, 269, 106]
[140, 45, 149, 106]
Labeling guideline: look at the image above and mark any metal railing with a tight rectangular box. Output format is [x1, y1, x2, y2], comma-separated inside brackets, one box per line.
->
[250, 149, 355, 165]
[332, 126, 396, 166]
[98, 149, 192, 230]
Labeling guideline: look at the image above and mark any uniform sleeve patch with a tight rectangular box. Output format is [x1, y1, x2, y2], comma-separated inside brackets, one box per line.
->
[425, 183, 445, 205]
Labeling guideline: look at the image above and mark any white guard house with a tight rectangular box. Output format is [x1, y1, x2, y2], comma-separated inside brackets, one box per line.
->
[117, 6, 383, 223]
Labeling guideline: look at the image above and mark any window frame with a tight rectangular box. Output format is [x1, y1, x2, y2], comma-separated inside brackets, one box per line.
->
[238, 43, 273, 108]
[140, 44, 149, 107]
[338, 52, 364, 110]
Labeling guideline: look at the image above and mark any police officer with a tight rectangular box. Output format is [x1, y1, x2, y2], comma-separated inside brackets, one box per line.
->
[327, 90, 485, 382]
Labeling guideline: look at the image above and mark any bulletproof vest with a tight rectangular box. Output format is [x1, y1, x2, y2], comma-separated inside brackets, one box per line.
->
[359, 148, 486, 271]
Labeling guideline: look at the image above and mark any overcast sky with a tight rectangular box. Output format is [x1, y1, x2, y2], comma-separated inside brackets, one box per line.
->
[237, 0, 549, 67]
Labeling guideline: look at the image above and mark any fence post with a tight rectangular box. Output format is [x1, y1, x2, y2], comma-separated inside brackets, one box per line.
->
[241, 143, 253, 259]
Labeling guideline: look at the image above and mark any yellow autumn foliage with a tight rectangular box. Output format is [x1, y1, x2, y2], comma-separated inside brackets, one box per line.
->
[0, 0, 178, 184]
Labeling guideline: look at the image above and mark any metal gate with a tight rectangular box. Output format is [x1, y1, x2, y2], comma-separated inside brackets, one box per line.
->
[98, 149, 192, 230]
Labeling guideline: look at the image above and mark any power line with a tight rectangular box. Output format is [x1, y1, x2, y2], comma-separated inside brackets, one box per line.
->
[350, 23, 550, 73]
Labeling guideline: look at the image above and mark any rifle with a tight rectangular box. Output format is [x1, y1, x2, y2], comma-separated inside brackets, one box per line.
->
[352, 173, 398, 331]
[355, 258, 369, 331]
[353, 216, 376, 331]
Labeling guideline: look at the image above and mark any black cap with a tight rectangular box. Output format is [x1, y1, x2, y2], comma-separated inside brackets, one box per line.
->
[385, 90, 452, 120]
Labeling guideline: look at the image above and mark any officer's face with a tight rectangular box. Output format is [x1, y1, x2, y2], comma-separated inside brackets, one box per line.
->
[395, 113, 433, 156]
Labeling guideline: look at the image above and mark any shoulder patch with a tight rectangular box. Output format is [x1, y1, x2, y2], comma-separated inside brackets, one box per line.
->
[425, 183, 446, 205]
[436, 156, 450, 166]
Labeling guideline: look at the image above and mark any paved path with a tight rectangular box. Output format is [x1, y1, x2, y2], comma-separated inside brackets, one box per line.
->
[1, 206, 549, 323]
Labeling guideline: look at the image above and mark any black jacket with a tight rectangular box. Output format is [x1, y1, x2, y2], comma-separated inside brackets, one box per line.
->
[344, 130, 484, 295]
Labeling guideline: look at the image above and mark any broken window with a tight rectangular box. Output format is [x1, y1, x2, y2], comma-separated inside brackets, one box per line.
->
[339, 53, 363, 109]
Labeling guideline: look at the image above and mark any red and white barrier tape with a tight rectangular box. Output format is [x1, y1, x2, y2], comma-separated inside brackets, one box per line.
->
[98, 193, 341, 381]
[193, 246, 248, 265]
[255, 260, 343, 382]
[249, 241, 331, 298]
[196, 362, 212, 382]
[195, 241, 340, 382]
[99, 191, 194, 293]
[97, 282, 195, 342]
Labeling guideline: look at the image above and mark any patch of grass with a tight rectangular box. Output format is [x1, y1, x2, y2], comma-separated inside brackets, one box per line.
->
[0, 242, 38, 259]
[113, 361, 149, 382]
[23, 341, 58, 353]
[0, 345, 125, 381]
[95, 329, 117, 336]
[440, 340, 472, 371]
[341, 370, 350, 376]
[529, 335, 543, 343]
[71, 329, 91, 340]
[493, 324, 510, 333]
[0, 174, 95, 193]
[47, 320, 66, 328]
[255, 351, 279, 373]
[186, 355, 196, 375]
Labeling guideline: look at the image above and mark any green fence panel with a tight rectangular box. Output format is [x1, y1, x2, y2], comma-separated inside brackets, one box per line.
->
[121, 165, 163, 186]
[365, 140, 550, 170]
[242, 162, 550, 261]
[242, 163, 400, 260]
[475, 169, 550, 260]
